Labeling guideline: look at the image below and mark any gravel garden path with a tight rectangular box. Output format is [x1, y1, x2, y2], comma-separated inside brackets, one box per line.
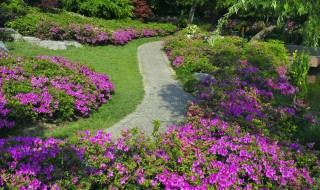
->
[105, 41, 193, 139]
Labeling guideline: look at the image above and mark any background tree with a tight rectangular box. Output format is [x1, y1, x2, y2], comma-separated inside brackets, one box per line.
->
[214, 0, 320, 47]
[131, 0, 153, 22]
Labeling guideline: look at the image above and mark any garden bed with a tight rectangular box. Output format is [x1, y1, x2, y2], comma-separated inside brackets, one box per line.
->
[5, 8, 177, 46]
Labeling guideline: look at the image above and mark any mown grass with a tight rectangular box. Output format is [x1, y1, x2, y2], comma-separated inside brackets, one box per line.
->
[2, 37, 163, 139]
[300, 82, 320, 150]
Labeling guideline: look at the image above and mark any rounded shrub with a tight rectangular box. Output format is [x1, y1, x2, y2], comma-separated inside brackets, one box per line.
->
[0, 52, 114, 128]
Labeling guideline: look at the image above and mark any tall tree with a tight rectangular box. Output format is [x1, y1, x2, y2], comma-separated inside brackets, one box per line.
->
[180, 0, 207, 24]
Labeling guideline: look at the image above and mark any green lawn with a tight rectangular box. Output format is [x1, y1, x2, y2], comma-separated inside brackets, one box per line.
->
[3, 37, 163, 139]
[308, 83, 320, 112]
[297, 83, 320, 150]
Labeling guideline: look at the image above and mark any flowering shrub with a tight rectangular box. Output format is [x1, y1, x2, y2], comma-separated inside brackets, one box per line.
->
[33, 20, 168, 46]
[187, 60, 313, 141]
[0, 52, 114, 128]
[0, 119, 318, 189]
[164, 30, 320, 142]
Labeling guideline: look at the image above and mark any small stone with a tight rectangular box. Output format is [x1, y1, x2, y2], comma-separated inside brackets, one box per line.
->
[36, 40, 68, 50]
[194, 72, 214, 81]
[64, 41, 83, 48]
[0, 41, 9, 52]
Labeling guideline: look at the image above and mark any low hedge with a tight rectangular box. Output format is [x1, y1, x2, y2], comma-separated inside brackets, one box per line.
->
[0, 52, 114, 128]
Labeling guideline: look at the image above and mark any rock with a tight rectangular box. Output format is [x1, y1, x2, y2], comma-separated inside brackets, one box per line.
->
[23, 37, 82, 50]
[36, 40, 68, 50]
[0, 41, 9, 52]
[23, 36, 41, 45]
[64, 41, 83, 48]
[0, 28, 23, 41]
[194, 72, 214, 81]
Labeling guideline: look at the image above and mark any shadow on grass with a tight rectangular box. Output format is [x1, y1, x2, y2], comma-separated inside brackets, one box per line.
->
[0, 120, 72, 139]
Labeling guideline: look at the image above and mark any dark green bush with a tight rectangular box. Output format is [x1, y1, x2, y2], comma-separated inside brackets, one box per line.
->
[60, 0, 133, 19]
[0, 0, 29, 27]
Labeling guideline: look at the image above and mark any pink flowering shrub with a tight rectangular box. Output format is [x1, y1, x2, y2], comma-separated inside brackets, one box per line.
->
[0, 119, 318, 189]
[33, 20, 170, 46]
[0, 52, 114, 128]
[35, 21, 109, 45]
[164, 31, 320, 142]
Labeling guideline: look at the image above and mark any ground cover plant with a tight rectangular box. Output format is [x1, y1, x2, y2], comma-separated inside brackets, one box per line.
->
[0, 51, 114, 129]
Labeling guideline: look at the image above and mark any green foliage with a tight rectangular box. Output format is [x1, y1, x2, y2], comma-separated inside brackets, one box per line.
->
[0, 0, 29, 27]
[211, 36, 248, 67]
[60, 0, 134, 19]
[1, 0, 28, 14]
[152, 120, 161, 137]
[0, 30, 14, 42]
[290, 50, 311, 100]
[248, 40, 289, 69]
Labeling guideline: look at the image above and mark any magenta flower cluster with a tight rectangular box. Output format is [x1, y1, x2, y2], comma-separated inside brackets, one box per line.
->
[173, 56, 184, 67]
[35, 20, 167, 45]
[0, 52, 114, 128]
[0, 118, 317, 189]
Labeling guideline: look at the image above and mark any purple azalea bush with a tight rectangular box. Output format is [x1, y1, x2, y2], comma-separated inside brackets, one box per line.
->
[34, 20, 169, 46]
[0, 52, 114, 128]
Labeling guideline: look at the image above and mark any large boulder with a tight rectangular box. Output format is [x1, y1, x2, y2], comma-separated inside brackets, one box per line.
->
[0, 41, 9, 52]
[0, 28, 23, 41]
[23, 36, 41, 45]
[36, 40, 68, 50]
[23, 37, 82, 50]
[64, 40, 83, 48]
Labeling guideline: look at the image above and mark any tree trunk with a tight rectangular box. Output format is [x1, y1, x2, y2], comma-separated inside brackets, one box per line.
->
[250, 25, 276, 42]
[188, 0, 198, 24]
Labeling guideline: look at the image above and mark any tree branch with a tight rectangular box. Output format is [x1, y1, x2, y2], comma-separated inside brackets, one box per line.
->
[250, 25, 276, 42]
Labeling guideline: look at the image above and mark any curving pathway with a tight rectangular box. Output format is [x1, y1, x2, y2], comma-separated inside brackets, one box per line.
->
[105, 41, 193, 139]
